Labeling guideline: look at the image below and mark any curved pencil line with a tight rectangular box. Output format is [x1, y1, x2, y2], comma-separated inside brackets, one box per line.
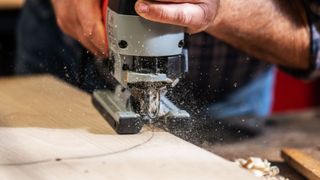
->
[0, 129, 155, 167]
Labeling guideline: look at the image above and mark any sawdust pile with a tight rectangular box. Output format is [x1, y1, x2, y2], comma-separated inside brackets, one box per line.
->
[235, 157, 288, 180]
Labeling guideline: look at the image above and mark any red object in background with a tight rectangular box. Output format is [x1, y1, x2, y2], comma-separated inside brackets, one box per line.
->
[272, 69, 320, 113]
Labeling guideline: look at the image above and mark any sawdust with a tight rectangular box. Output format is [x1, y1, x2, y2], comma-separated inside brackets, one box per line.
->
[235, 157, 288, 180]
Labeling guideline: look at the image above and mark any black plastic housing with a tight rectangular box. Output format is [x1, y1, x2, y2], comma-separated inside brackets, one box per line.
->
[92, 94, 143, 134]
[109, 0, 138, 15]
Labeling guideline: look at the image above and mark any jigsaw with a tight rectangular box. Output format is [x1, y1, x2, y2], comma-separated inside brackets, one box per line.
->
[92, 0, 190, 134]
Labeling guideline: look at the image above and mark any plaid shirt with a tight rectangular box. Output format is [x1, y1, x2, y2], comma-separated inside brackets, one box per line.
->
[172, 33, 271, 106]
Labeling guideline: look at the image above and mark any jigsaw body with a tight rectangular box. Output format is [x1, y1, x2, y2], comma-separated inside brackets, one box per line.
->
[93, 0, 190, 134]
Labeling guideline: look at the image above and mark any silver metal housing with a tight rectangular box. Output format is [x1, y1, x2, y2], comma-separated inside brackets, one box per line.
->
[107, 8, 186, 88]
[107, 8, 184, 57]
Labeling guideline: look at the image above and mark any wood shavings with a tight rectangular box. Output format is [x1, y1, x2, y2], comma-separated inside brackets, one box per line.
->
[235, 157, 288, 180]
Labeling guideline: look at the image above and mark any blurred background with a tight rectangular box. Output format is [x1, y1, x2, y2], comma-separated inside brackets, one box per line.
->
[0, 0, 22, 76]
[1, 0, 320, 114]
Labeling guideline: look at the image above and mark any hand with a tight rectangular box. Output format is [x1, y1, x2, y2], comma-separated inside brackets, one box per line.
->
[51, 0, 107, 57]
[135, 0, 220, 34]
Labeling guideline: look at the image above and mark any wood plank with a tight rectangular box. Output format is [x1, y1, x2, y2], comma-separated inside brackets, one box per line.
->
[0, 0, 24, 9]
[281, 148, 320, 180]
[0, 75, 258, 180]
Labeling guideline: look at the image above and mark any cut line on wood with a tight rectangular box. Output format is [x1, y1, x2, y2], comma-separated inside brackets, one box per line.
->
[0, 129, 155, 167]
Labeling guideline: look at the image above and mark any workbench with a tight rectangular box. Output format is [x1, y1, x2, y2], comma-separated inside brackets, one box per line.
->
[0, 0, 24, 9]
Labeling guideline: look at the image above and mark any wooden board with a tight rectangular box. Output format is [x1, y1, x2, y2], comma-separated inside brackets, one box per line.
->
[282, 148, 320, 180]
[0, 75, 257, 180]
[0, 0, 24, 9]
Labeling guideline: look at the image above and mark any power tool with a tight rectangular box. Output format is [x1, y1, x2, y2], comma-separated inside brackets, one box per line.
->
[92, 0, 190, 134]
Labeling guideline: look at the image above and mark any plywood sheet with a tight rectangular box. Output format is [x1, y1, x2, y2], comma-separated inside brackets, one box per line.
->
[0, 75, 257, 180]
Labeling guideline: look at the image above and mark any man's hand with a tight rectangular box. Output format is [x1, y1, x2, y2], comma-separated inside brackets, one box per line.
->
[135, 0, 220, 34]
[51, 0, 107, 57]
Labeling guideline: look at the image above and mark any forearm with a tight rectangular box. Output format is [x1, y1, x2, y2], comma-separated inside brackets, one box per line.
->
[206, 0, 310, 69]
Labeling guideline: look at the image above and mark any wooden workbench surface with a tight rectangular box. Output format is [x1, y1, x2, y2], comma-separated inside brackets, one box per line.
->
[0, 0, 24, 9]
[0, 75, 258, 180]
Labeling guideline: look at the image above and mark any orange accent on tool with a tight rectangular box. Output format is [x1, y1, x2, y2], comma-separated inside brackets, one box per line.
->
[102, 0, 109, 52]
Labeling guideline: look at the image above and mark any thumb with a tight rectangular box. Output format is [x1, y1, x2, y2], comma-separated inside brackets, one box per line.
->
[135, 0, 215, 33]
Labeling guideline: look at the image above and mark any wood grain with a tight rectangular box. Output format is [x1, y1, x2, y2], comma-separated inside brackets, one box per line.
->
[282, 148, 320, 180]
[0, 75, 258, 180]
[0, 0, 24, 9]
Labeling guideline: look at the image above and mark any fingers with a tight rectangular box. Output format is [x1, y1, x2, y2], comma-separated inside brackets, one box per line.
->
[135, 0, 218, 33]
[77, 0, 107, 56]
[51, 0, 108, 57]
[90, 22, 107, 56]
[52, 0, 78, 39]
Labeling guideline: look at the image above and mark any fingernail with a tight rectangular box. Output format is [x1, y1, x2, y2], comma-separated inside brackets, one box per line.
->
[136, 2, 149, 13]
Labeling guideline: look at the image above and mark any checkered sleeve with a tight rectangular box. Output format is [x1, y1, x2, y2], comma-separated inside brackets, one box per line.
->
[282, 0, 320, 78]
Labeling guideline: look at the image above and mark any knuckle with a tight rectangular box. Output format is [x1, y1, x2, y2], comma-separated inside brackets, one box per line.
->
[156, 7, 167, 21]
[175, 10, 192, 25]
[199, 3, 213, 27]
[54, 10, 75, 35]
[188, 3, 213, 33]
[56, 17, 68, 32]
[76, 8, 94, 37]
[82, 23, 95, 38]
[56, 17, 64, 28]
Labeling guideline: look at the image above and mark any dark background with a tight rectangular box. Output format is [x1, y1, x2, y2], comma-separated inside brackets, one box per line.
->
[0, 9, 19, 76]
